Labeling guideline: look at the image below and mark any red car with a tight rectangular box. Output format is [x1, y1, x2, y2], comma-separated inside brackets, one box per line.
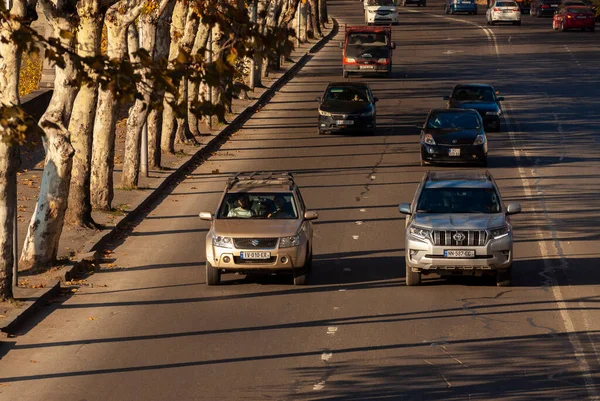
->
[552, 5, 596, 30]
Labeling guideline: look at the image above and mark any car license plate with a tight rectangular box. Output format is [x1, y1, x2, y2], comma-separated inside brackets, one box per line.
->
[240, 251, 271, 260]
[449, 148, 460, 156]
[359, 65, 375, 69]
[336, 120, 354, 125]
[503, 9, 511, 12]
[551, 4, 557, 6]
[577, 15, 587, 18]
[444, 250, 475, 258]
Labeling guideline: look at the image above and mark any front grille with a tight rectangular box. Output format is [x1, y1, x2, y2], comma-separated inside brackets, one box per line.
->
[432, 230, 488, 246]
[233, 238, 278, 249]
[233, 256, 278, 265]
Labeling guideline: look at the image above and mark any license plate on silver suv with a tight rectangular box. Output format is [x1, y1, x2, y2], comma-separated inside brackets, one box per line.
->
[240, 251, 271, 259]
[444, 249, 475, 258]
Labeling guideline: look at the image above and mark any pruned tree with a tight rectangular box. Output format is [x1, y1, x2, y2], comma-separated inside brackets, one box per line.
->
[90, 0, 145, 210]
[308, 0, 321, 38]
[20, 0, 79, 268]
[318, 0, 328, 26]
[187, 21, 210, 136]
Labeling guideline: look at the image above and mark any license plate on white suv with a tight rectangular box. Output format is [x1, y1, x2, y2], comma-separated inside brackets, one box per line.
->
[444, 250, 475, 258]
[240, 251, 271, 260]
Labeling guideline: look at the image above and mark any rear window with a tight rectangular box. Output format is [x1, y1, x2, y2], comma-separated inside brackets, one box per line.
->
[347, 33, 388, 46]
[566, 7, 591, 11]
[452, 86, 495, 102]
[368, 0, 397, 4]
[427, 112, 481, 130]
[496, 1, 517, 6]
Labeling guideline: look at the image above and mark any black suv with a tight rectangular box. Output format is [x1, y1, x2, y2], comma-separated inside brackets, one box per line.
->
[402, 0, 426, 6]
[530, 0, 561, 16]
[317, 82, 379, 135]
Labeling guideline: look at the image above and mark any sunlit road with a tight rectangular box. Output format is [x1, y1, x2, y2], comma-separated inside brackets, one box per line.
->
[1, 1, 600, 399]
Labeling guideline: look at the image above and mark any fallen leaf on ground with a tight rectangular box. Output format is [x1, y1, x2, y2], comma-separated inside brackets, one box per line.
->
[190, 186, 197, 189]
[107, 263, 116, 268]
[0, 314, 7, 318]
[211, 169, 220, 174]
[87, 317, 98, 321]
[30, 360, 39, 363]
[71, 288, 78, 293]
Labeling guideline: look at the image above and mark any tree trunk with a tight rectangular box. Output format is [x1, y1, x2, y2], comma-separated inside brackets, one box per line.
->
[306, 1, 314, 39]
[21, 0, 78, 268]
[0, 0, 26, 300]
[280, 0, 301, 28]
[298, 2, 308, 43]
[308, 0, 322, 38]
[160, 0, 187, 154]
[90, 0, 144, 210]
[147, 2, 174, 169]
[187, 23, 210, 136]
[65, 0, 103, 228]
[319, 0, 328, 26]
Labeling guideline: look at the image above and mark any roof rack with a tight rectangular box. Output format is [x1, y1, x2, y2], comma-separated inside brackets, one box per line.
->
[226, 171, 295, 190]
[426, 170, 492, 182]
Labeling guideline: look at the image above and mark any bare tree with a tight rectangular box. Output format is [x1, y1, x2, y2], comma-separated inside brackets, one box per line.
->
[319, 0, 328, 26]
[90, 0, 145, 210]
[308, 0, 322, 38]
[187, 22, 210, 137]
[20, 0, 79, 268]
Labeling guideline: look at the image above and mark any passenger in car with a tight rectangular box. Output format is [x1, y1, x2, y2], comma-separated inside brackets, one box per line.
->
[227, 194, 255, 218]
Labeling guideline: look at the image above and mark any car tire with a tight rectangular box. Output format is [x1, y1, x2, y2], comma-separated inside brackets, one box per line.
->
[496, 266, 512, 287]
[591, 26, 595, 32]
[293, 254, 311, 286]
[560, 22, 566, 31]
[206, 261, 221, 286]
[490, 20, 495, 25]
[516, 20, 521, 25]
[529, 7, 534, 15]
[480, 155, 488, 167]
[343, 70, 349, 78]
[405, 261, 422, 286]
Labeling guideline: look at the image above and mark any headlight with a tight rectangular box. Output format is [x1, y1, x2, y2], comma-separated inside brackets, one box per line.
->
[485, 110, 501, 116]
[490, 225, 510, 239]
[409, 225, 431, 240]
[473, 134, 486, 145]
[319, 109, 332, 117]
[213, 236, 232, 248]
[280, 235, 300, 248]
[360, 106, 375, 117]
[422, 133, 436, 145]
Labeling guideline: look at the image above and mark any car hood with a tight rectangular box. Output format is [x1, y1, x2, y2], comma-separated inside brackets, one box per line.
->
[345, 45, 390, 59]
[213, 219, 302, 238]
[425, 128, 481, 145]
[453, 101, 499, 112]
[320, 100, 371, 114]
[412, 213, 506, 230]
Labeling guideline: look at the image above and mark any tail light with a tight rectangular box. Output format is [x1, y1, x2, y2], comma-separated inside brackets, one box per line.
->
[345, 57, 356, 63]
[377, 58, 389, 64]
[513, 7, 520, 11]
[541, 4, 548, 8]
[567, 13, 573, 18]
[493, 7, 501, 10]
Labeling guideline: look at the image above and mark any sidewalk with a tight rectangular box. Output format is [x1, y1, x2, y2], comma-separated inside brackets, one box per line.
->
[0, 20, 337, 335]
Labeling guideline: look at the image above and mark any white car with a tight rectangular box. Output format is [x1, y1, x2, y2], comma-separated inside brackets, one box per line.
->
[486, 0, 522, 25]
[364, 0, 399, 25]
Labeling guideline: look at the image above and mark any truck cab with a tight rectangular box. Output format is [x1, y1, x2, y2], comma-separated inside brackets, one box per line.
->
[340, 25, 396, 78]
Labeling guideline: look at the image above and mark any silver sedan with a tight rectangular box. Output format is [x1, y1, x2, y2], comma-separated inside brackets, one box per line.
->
[486, 0, 522, 25]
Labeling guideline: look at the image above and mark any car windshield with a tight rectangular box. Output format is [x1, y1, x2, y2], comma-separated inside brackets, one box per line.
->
[324, 86, 369, 102]
[218, 193, 298, 219]
[368, 0, 396, 5]
[496, 1, 517, 5]
[347, 33, 388, 46]
[416, 187, 502, 214]
[427, 112, 481, 130]
[452, 86, 495, 102]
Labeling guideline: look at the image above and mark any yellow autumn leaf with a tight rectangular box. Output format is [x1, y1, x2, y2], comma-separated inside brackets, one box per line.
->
[87, 317, 98, 321]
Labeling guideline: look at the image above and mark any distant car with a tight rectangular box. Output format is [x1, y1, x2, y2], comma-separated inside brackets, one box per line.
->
[420, 109, 488, 166]
[317, 82, 379, 135]
[553, 5, 596, 30]
[444, 84, 504, 131]
[365, 0, 399, 25]
[486, 0, 522, 24]
[401, 0, 426, 7]
[445, 0, 478, 14]
[398, 170, 521, 286]
[530, 0, 561, 16]
[199, 172, 318, 286]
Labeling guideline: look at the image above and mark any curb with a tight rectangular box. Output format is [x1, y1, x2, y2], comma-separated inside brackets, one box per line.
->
[1, 19, 338, 336]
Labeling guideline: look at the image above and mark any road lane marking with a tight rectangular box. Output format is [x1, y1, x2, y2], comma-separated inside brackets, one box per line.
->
[407, 9, 599, 399]
[327, 327, 338, 335]
[355, 221, 364, 225]
[321, 352, 333, 361]
[352, 235, 359, 240]
[313, 381, 326, 390]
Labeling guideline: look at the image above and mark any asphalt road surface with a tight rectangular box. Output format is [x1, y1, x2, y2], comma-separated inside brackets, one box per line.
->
[1, 1, 600, 400]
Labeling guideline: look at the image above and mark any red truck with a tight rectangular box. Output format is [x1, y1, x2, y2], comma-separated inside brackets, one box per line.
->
[340, 25, 396, 78]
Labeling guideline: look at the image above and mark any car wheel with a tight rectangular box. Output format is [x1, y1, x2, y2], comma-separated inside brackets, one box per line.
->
[560, 22, 566, 31]
[343, 70, 349, 78]
[474, 9, 478, 15]
[405, 260, 422, 286]
[553, 20, 558, 30]
[529, 7, 534, 15]
[480, 155, 488, 167]
[422, 1, 426, 6]
[496, 266, 512, 287]
[516, 20, 521, 25]
[591, 26, 596, 32]
[206, 261, 221, 286]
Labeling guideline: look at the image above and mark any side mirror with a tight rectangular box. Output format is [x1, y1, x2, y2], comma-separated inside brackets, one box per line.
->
[443, 95, 450, 100]
[315, 96, 321, 102]
[199, 212, 213, 221]
[304, 210, 319, 221]
[391, 42, 396, 49]
[339, 42, 343, 49]
[398, 203, 411, 215]
[497, 96, 505, 101]
[373, 96, 379, 103]
[506, 203, 521, 215]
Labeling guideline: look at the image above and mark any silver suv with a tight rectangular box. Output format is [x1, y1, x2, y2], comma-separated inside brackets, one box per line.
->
[399, 171, 521, 286]
[199, 172, 318, 286]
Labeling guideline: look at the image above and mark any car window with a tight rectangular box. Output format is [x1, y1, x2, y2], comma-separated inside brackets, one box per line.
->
[324, 87, 369, 102]
[417, 187, 501, 214]
[496, 1, 517, 6]
[368, 0, 396, 4]
[452, 87, 495, 102]
[218, 193, 298, 219]
[347, 33, 388, 46]
[427, 112, 481, 130]
[566, 6, 590, 11]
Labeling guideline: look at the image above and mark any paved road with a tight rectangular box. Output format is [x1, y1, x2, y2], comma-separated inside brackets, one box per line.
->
[2, 1, 600, 399]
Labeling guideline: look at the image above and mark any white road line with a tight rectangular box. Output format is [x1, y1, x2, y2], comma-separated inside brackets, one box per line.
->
[321, 352, 333, 361]
[407, 9, 599, 399]
[327, 326, 338, 335]
[352, 235, 359, 240]
[313, 381, 326, 390]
